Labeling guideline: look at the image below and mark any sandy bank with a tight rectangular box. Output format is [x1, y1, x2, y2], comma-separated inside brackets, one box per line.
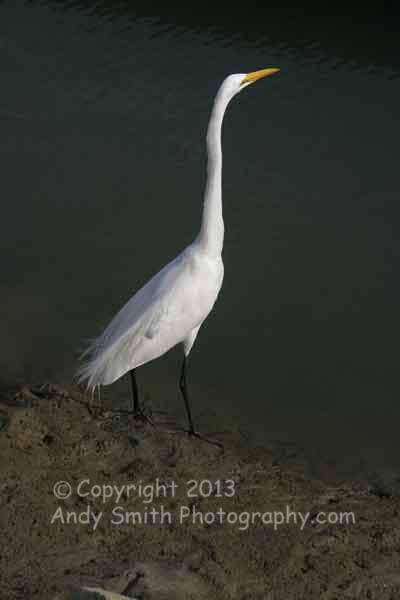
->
[0, 384, 399, 599]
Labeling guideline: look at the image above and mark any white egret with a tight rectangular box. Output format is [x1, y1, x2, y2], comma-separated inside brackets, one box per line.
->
[78, 68, 280, 435]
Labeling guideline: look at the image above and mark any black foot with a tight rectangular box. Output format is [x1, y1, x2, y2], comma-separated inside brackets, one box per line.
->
[133, 406, 156, 427]
[187, 429, 224, 450]
[167, 426, 224, 450]
[108, 403, 156, 427]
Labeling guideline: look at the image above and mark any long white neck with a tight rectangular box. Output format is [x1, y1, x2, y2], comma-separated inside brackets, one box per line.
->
[197, 89, 231, 256]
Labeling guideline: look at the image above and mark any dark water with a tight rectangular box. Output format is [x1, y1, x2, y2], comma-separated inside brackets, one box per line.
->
[1, 1, 400, 481]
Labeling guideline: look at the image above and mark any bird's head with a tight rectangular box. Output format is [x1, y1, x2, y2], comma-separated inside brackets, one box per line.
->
[219, 68, 280, 102]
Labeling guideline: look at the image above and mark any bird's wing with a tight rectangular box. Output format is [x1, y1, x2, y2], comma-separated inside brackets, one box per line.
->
[96, 253, 186, 352]
[78, 247, 208, 387]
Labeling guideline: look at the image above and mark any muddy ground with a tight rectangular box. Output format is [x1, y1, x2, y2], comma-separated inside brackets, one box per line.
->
[0, 384, 399, 599]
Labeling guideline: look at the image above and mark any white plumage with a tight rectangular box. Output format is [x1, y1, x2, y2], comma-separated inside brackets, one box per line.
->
[79, 245, 223, 388]
[78, 68, 279, 432]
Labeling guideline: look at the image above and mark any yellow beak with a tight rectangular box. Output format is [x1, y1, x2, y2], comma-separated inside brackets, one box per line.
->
[241, 68, 280, 85]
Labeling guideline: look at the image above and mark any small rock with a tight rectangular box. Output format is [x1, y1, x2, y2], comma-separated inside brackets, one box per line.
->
[106, 562, 210, 599]
[84, 587, 138, 600]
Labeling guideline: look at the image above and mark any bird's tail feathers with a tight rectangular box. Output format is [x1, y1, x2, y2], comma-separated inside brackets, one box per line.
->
[76, 328, 142, 390]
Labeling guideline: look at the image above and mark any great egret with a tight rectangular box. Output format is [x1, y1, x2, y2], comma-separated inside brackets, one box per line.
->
[78, 68, 280, 435]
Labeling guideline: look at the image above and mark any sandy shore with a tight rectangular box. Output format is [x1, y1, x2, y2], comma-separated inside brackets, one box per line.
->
[0, 383, 399, 599]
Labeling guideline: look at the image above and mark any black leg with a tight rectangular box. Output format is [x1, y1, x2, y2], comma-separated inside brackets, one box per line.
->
[179, 356, 195, 434]
[130, 369, 140, 415]
[105, 369, 154, 426]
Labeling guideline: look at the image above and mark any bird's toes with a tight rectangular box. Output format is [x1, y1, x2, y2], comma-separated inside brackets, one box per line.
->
[133, 406, 156, 427]
[187, 429, 224, 451]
